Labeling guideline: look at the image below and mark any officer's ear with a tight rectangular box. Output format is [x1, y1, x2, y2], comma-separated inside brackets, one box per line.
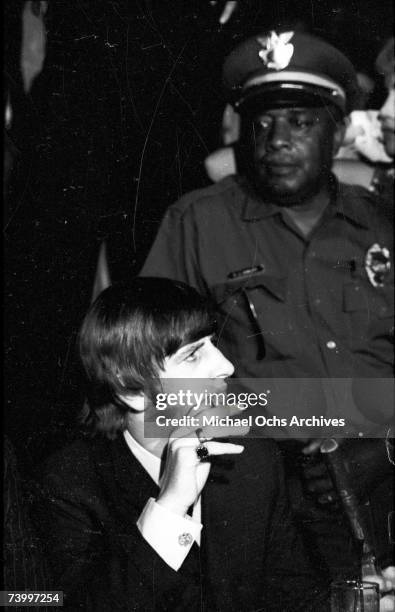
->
[222, 104, 240, 145]
[332, 117, 347, 156]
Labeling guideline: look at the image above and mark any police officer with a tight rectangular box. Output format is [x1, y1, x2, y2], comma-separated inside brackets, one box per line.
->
[141, 31, 394, 578]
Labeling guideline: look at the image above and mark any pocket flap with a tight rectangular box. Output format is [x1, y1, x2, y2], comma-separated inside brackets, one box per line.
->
[211, 270, 287, 304]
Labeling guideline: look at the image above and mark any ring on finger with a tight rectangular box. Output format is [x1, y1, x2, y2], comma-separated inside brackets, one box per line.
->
[196, 444, 210, 461]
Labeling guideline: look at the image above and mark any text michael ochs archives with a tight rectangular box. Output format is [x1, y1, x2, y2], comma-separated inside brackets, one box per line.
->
[154, 414, 346, 428]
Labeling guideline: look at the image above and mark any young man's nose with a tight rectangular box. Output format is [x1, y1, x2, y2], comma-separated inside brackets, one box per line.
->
[209, 344, 234, 378]
[379, 89, 395, 121]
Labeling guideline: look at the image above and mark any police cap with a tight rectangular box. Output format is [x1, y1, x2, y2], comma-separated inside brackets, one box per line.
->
[223, 31, 360, 116]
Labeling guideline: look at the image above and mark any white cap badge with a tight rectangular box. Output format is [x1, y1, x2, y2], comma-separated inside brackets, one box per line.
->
[257, 31, 294, 71]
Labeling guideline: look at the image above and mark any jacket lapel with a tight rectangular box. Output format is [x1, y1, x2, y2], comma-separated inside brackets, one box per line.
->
[96, 435, 160, 522]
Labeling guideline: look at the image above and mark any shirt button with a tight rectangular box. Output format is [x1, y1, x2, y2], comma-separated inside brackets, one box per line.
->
[178, 533, 193, 546]
[326, 340, 337, 350]
[314, 298, 321, 306]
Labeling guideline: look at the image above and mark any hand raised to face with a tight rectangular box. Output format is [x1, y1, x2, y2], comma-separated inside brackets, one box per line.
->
[156, 403, 249, 516]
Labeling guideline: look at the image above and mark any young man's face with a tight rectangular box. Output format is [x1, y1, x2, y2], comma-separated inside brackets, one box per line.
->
[154, 335, 234, 420]
[242, 106, 344, 206]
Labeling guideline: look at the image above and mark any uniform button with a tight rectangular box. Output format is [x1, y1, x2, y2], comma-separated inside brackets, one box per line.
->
[178, 533, 193, 546]
[326, 340, 337, 350]
[314, 298, 321, 306]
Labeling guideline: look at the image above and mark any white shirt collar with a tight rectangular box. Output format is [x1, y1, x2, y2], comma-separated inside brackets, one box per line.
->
[123, 429, 162, 485]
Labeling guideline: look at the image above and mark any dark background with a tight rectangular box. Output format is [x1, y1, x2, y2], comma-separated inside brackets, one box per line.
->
[4, 0, 394, 475]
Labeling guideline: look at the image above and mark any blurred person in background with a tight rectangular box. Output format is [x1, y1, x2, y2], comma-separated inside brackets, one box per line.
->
[330, 37, 394, 216]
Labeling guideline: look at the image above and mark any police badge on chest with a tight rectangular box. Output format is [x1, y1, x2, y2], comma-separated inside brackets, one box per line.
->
[365, 243, 391, 287]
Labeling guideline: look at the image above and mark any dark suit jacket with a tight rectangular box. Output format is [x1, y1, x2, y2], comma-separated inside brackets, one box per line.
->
[35, 434, 329, 611]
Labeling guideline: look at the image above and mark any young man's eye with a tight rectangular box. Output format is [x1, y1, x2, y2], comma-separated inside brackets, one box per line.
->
[184, 349, 199, 363]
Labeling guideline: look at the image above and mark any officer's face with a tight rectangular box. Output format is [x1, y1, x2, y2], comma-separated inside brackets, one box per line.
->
[242, 106, 344, 205]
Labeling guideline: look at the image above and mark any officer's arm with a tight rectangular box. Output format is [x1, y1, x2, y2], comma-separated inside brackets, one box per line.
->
[262, 449, 330, 611]
[140, 205, 205, 294]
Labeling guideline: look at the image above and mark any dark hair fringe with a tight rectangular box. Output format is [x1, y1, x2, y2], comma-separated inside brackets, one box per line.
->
[78, 279, 217, 437]
[79, 397, 130, 440]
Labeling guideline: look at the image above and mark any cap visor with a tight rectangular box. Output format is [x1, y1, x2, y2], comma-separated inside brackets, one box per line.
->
[236, 83, 344, 115]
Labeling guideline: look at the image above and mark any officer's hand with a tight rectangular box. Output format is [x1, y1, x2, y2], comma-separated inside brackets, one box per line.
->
[302, 459, 338, 506]
[302, 437, 393, 506]
[297, 439, 337, 505]
[335, 438, 392, 502]
[301, 438, 323, 455]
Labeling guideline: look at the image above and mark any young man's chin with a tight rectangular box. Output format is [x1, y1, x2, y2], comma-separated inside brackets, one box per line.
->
[383, 133, 395, 158]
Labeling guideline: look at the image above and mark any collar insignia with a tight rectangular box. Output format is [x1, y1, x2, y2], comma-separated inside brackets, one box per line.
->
[365, 243, 391, 287]
[257, 31, 294, 71]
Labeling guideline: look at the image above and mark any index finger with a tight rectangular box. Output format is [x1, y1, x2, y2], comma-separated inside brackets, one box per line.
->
[170, 404, 250, 440]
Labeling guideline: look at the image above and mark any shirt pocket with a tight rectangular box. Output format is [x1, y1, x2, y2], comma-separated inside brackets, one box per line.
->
[343, 282, 394, 346]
